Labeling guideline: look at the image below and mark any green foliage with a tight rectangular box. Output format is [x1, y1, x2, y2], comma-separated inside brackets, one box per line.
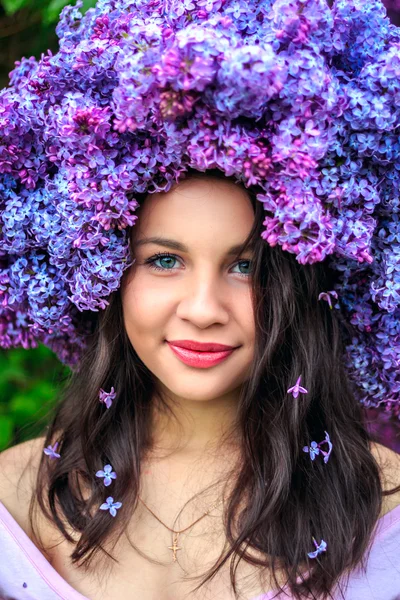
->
[0, 0, 98, 88]
[0, 345, 70, 450]
[1, 0, 29, 15]
[1, 0, 97, 21]
[43, 0, 97, 26]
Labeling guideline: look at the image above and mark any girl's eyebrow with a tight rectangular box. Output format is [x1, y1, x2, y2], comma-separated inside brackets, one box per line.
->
[134, 236, 255, 255]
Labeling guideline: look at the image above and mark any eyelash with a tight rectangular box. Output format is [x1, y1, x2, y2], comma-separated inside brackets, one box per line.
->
[144, 252, 253, 278]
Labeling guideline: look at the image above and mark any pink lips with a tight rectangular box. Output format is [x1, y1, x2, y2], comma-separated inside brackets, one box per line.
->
[166, 341, 236, 368]
[168, 340, 236, 352]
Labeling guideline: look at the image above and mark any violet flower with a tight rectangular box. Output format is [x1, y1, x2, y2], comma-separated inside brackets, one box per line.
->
[307, 537, 327, 559]
[287, 375, 308, 399]
[303, 431, 333, 464]
[96, 464, 117, 486]
[99, 496, 122, 517]
[43, 442, 61, 459]
[318, 291, 339, 310]
[303, 441, 320, 461]
[99, 386, 116, 409]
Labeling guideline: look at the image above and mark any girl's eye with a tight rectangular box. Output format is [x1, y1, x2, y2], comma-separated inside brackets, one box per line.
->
[144, 252, 253, 278]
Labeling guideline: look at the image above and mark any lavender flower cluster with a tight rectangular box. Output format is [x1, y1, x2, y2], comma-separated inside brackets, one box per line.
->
[1, 0, 400, 419]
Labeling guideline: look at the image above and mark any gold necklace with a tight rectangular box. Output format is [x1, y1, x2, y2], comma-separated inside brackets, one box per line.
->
[138, 494, 225, 563]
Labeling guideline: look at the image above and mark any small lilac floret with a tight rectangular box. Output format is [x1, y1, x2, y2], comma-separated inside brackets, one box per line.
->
[318, 291, 339, 310]
[303, 431, 333, 464]
[96, 464, 117, 486]
[99, 496, 122, 517]
[287, 375, 308, 399]
[308, 537, 327, 559]
[43, 442, 61, 459]
[99, 386, 116, 409]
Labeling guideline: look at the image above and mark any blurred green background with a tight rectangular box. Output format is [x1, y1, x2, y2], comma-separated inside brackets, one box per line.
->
[0, 0, 400, 452]
[0, 345, 70, 449]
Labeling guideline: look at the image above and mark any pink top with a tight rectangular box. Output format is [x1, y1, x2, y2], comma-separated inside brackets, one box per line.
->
[0, 500, 399, 600]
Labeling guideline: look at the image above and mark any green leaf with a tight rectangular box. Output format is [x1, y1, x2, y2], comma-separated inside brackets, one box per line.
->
[41, 0, 71, 26]
[42, 0, 97, 26]
[0, 416, 14, 451]
[9, 395, 38, 426]
[0, 365, 28, 387]
[28, 381, 56, 403]
[1, 0, 32, 16]
[81, 0, 97, 11]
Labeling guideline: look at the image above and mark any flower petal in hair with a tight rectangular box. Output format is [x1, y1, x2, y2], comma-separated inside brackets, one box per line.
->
[303, 441, 320, 461]
[318, 291, 338, 310]
[307, 537, 327, 559]
[99, 386, 116, 409]
[287, 375, 308, 399]
[319, 431, 333, 464]
[96, 464, 117, 486]
[303, 431, 333, 464]
[43, 442, 61, 459]
[99, 496, 122, 517]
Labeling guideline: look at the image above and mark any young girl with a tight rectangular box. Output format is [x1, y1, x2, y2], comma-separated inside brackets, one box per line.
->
[1, 1, 400, 599]
[1, 169, 400, 600]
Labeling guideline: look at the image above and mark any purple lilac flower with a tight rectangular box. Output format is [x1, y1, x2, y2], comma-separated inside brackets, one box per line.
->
[96, 464, 117, 486]
[303, 431, 333, 464]
[99, 496, 122, 517]
[43, 442, 61, 459]
[303, 441, 320, 461]
[1, 0, 400, 421]
[318, 291, 339, 309]
[99, 386, 116, 409]
[287, 375, 308, 399]
[308, 537, 327, 559]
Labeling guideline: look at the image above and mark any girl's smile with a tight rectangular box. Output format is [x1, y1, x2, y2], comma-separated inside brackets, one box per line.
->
[166, 341, 238, 368]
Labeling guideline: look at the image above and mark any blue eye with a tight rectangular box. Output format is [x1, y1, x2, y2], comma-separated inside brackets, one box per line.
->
[232, 260, 252, 276]
[144, 252, 252, 278]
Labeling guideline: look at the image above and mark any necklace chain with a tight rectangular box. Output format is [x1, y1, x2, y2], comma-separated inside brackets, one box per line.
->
[138, 494, 225, 563]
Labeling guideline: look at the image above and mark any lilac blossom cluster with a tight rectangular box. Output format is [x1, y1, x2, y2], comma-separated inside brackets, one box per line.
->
[1, 0, 400, 418]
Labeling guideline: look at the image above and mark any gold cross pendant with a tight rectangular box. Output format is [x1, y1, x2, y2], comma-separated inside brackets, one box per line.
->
[168, 533, 182, 562]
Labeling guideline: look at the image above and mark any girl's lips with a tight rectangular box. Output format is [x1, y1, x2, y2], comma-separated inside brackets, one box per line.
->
[166, 342, 236, 369]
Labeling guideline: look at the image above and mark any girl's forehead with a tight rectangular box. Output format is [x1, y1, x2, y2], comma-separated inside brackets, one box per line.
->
[131, 184, 255, 248]
[136, 177, 253, 221]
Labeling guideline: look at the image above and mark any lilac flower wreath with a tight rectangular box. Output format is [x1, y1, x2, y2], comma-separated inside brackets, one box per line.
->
[1, 0, 400, 427]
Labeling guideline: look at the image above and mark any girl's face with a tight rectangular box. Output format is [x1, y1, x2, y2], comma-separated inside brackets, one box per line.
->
[121, 176, 256, 405]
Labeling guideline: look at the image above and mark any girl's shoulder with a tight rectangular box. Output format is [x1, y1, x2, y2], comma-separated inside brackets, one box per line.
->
[0, 435, 46, 537]
[370, 441, 400, 517]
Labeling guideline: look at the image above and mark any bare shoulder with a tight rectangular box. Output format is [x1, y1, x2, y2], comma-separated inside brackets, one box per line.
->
[0, 436, 46, 534]
[370, 441, 400, 518]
